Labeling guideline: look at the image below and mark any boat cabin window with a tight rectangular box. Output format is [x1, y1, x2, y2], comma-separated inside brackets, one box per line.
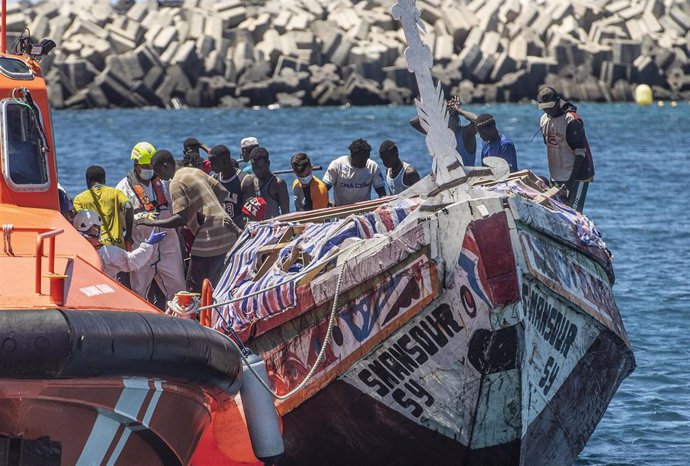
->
[1, 100, 49, 190]
[0, 57, 33, 80]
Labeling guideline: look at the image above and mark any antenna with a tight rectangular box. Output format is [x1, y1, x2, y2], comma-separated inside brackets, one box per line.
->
[1, 0, 6, 54]
[391, 0, 465, 186]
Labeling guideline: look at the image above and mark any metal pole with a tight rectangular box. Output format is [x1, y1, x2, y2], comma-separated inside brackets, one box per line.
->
[1, 0, 6, 54]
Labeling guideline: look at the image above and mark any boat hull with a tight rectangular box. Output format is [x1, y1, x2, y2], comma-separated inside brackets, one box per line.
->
[222, 182, 634, 465]
[0, 378, 209, 465]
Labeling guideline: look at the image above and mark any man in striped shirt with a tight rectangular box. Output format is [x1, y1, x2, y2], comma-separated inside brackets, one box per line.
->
[138, 150, 242, 292]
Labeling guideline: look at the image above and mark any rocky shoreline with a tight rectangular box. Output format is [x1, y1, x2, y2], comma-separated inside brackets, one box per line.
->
[9, 0, 690, 109]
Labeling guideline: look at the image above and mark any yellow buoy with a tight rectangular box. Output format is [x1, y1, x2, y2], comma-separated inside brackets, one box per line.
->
[671, 101, 678, 107]
[634, 84, 653, 106]
[657, 100, 665, 107]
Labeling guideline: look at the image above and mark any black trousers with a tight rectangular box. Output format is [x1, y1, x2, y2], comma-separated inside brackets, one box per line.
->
[186, 253, 227, 293]
[565, 179, 590, 213]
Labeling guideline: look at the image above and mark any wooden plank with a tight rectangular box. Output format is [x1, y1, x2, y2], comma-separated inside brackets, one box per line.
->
[535, 186, 561, 205]
[258, 242, 292, 254]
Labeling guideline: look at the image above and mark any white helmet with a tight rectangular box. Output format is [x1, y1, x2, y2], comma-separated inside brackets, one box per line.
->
[73, 210, 102, 233]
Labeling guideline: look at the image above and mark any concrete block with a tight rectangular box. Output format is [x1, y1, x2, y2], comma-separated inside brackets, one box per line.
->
[457, 44, 483, 74]
[232, 41, 255, 73]
[196, 35, 215, 57]
[219, 7, 247, 30]
[28, 14, 50, 40]
[329, 37, 354, 67]
[171, 40, 199, 72]
[213, 0, 241, 12]
[311, 20, 342, 57]
[286, 12, 311, 32]
[205, 16, 224, 44]
[143, 66, 165, 89]
[641, 10, 663, 33]
[49, 15, 72, 43]
[611, 40, 641, 65]
[472, 54, 495, 82]
[490, 53, 517, 81]
[153, 25, 178, 51]
[108, 31, 137, 54]
[273, 55, 310, 78]
[434, 35, 454, 63]
[126, 2, 148, 22]
[669, 7, 690, 30]
[273, 11, 292, 34]
[159, 41, 180, 64]
[206, 49, 226, 75]
[480, 31, 501, 55]
[34, 1, 60, 19]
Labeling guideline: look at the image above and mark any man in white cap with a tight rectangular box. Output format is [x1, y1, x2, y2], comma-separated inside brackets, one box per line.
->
[239, 136, 259, 174]
[116, 142, 186, 306]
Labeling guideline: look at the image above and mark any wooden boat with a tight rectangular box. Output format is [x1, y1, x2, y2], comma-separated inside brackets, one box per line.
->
[193, 1, 636, 465]
[0, 8, 244, 465]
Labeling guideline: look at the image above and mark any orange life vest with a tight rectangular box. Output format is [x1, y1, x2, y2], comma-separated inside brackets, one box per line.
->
[127, 171, 168, 213]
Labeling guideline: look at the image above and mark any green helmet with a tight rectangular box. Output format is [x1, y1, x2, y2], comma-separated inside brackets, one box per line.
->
[131, 142, 156, 164]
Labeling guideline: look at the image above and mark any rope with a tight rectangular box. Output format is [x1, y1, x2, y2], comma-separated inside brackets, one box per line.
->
[2, 224, 14, 256]
[220, 240, 365, 400]
[165, 295, 201, 317]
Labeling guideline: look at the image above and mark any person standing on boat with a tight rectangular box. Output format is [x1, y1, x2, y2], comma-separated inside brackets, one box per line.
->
[378, 140, 420, 195]
[240, 147, 290, 219]
[410, 96, 477, 166]
[181, 137, 212, 174]
[73, 209, 167, 281]
[239, 136, 260, 174]
[208, 144, 246, 228]
[475, 113, 519, 173]
[537, 86, 595, 212]
[323, 138, 387, 206]
[115, 142, 186, 305]
[138, 150, 242, 292]
[73, 165, 134, 250]
[290, 152, 329, 211]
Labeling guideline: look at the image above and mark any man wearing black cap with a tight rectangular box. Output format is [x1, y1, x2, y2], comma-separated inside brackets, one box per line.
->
[537, 86, 595, 212]
[379, 140, 420, 195]
[475, 113, 518, 173]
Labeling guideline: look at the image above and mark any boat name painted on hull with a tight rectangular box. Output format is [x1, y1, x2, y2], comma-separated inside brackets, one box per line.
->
[522, 282, 578, 359]
[356, 304, 462, 417]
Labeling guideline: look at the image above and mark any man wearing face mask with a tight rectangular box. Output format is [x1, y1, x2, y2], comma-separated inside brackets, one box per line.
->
[73, 209, 167, 281]
[116, 142, 186, 304]
[291, 152, 329, 211]
[323, 138, 387, 206]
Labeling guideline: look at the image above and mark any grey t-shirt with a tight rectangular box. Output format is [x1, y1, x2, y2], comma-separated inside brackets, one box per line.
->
[323, 155, 385, 206]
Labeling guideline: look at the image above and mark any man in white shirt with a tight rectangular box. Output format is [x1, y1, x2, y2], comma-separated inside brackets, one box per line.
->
[115, 142, 186, 304]
[323, 138, 387, 206]
[73, 209, 166, 280]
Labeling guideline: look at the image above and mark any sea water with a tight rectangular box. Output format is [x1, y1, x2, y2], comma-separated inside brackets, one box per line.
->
[55, 103, 690, 465]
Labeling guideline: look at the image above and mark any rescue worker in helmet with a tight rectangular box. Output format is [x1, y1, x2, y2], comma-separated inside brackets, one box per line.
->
[73, 209, 167, 280]
[115, 142, 186, 305]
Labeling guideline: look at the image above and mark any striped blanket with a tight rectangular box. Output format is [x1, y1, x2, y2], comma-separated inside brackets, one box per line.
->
[485, 178, 606, 249]
[212, 197, 422, 339]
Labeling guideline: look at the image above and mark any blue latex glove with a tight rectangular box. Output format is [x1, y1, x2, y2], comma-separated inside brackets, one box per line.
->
[145, 229, 167, 245]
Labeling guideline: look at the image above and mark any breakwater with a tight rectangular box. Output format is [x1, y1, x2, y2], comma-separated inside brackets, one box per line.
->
[10, 0, 690, 108]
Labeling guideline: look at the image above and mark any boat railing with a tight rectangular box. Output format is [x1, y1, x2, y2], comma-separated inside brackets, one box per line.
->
[3, 225, 65, 297]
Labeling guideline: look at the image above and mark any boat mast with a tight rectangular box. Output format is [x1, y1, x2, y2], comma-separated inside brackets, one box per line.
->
[391, 0, 466, 186]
